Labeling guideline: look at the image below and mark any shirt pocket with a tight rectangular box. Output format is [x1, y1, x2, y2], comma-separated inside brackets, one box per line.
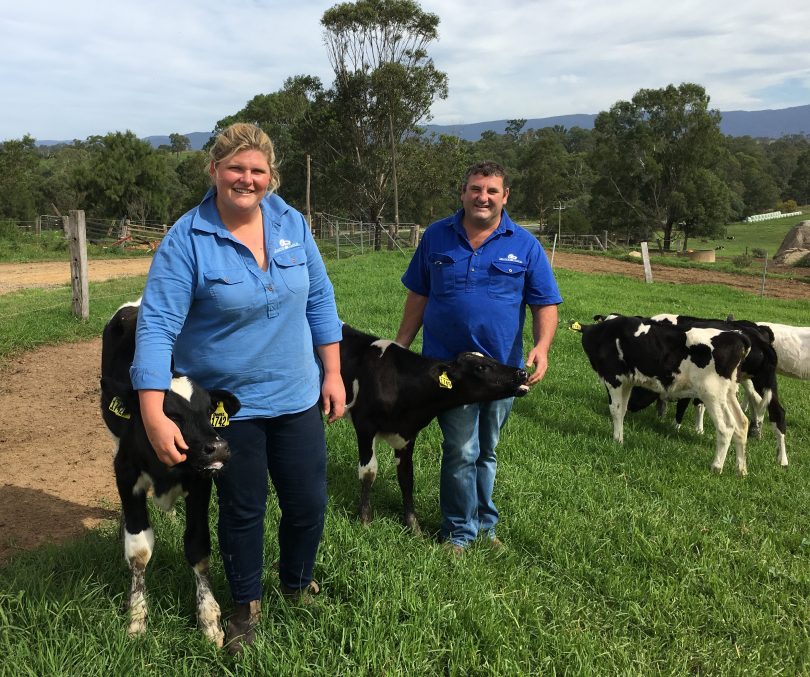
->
[428, 252, 456, 297]
[273, 245, 309, 293]
[488, 260, 527, 299]
[204, 268, 252, 312]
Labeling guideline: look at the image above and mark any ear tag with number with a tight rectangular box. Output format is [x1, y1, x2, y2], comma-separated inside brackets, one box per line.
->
[108, 396, 131, 419]
[439, 371, 453, 389]
[210, 401, 230, 428]
[569, 320, 583, 332]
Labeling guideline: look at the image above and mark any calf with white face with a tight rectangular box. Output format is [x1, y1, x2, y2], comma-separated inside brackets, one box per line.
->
[339, 324, 530, 533]
[101, 301, 240, 646]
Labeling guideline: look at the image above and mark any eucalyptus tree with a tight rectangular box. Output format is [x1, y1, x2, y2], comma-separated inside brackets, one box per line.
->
[320, 0, 448, 222]
[589, 83, 729, 249]
[788, 148, 810, 205]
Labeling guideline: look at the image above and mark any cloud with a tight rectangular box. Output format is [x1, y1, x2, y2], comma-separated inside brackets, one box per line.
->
[1, 0, 808, 140]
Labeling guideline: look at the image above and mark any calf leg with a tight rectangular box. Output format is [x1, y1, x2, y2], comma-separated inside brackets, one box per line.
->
[394, 441, 420, 535]
[742, 380, 764, 439]
[727, 386, 750, 476]
[606, 382, 632, 443]
[119, 489, 153, 636]
[767, 391, 788, 467]
[693, 400, 705, 434]
[704, 395, 735, 474]
[355, 429, 378, 525]
[184, 478, 224, 647]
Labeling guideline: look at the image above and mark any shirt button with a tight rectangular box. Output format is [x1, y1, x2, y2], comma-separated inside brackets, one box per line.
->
[266, 285, 273, 291]
[471, 267, 475, 272]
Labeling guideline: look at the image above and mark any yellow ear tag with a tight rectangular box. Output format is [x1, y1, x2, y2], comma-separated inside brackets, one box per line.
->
[210, 401, 230, 428]
[108, 396, 130, 419]
[569, 320, 582, 332]
[439, 371, 453, 389]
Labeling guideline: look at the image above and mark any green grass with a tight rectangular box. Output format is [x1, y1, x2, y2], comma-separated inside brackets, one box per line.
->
[1, 252, 810, 674]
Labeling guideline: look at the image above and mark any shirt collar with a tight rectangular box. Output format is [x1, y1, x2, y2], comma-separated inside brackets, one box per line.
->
[191, 189, 292, 236]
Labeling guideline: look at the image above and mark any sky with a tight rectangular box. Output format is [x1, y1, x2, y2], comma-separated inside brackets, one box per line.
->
[2, 0, 809, 142]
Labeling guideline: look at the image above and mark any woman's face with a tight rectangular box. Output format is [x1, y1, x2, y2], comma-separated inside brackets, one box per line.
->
[209, 149, 272, 216]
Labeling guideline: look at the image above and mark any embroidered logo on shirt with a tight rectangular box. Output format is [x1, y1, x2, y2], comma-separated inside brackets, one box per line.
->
[274, 239, 301, 253]
[498, 253, 524, 264]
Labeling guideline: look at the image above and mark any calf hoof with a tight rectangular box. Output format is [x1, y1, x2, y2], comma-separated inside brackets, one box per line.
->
[404, 514, 422, 536]
[359, 506, 373, 526]
[736, 465, 748, 477]
[201, 621, 225, 648]
[709, 463, 723, 474]
[127, 618, 147, 636]
[747, 426, 762, 440]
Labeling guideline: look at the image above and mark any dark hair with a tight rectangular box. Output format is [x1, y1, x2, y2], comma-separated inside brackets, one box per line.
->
[462, 160, 510, 191]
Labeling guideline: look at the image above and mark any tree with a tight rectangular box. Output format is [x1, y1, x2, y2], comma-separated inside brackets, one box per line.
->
[169, 133, 191, 156]
[589, 83, 729, 249]
[787, 148, 810, 205]
[73, 131, 171, 221]
[320, 0, 448, 221]
[0, 135, 40, 220]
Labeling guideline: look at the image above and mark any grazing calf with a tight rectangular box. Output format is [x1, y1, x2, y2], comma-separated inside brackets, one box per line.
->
[650, 314, 787, 467]
[101, 301, 240, 645]
[577, 315, 751, 474]
[340, 324, 530, 533]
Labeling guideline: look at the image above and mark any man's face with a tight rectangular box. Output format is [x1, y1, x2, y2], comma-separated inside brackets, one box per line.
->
[460, 173, 509, 229]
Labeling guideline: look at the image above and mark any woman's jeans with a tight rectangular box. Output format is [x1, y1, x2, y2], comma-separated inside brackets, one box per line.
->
[214, 404, 327, 603]
[437, 397, 514, 547]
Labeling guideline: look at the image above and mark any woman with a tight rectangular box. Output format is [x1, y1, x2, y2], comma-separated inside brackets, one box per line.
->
[130, 123, 344, 654]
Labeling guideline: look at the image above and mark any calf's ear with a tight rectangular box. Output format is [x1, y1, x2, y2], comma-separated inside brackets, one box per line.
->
[208, 390, 241, 417]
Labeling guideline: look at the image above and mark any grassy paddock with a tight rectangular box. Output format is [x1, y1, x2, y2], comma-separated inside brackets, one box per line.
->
[1, 253, 810, 674]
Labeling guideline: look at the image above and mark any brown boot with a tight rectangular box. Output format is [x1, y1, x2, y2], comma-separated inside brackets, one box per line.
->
[279, 580, 320, 605]
[225, 600, 261, 655]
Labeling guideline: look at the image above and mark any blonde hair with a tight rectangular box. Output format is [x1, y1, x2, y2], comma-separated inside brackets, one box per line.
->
[208, 123, 280, 194]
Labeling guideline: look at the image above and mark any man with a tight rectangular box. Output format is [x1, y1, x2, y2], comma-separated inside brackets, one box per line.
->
[395, 160, 562, 553]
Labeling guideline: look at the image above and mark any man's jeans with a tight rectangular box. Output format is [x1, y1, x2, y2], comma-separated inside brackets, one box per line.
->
[437, 397, 514, 547]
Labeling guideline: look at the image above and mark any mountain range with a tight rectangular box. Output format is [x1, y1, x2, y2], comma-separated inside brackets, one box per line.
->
[38, 104, 809, 149]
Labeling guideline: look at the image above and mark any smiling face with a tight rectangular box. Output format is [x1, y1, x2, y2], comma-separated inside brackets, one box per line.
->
[460, 173, 509, 232]
[209, 149, 272, 218]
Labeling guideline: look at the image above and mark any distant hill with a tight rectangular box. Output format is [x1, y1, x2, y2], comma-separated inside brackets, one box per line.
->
[422, 104, 810, 141]
[35, 104, 809, 148]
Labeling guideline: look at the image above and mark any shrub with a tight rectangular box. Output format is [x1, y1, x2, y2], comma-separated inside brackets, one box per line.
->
[732, 254, 752, 268]
[751, 247, 767, 258]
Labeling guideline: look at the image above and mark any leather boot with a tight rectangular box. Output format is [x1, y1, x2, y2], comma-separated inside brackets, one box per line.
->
[279, 580, 320, 605]
[224, 600, 261, 655]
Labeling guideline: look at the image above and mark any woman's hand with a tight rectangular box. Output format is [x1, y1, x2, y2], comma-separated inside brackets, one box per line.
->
[321, 372, 346, 424]
[139, 390, 188, 466]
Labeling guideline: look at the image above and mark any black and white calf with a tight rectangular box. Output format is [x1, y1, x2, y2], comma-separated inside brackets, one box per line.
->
[577, 314, 752, 474]
[339, 324, 530, 533]
[649, 314, 787, 467]
[101, 301, 240, 645]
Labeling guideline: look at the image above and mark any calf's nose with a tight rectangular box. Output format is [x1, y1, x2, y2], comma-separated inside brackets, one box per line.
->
[204, 437, 231, 460]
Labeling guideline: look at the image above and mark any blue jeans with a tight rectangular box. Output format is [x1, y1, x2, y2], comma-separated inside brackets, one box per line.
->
[214, 404, 327, 603]
[437, 397, 514, 547]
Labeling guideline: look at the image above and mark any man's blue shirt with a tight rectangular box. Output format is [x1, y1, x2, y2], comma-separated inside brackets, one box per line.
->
[130, 188, 342, 419]
[401, 209, 562, 367]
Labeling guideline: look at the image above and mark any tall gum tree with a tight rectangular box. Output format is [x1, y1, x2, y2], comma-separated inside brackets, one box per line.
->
[321, 0, 447, 222]
[590, 83, 729, 250]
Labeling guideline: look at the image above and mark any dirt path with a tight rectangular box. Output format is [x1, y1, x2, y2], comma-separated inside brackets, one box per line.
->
[0, 254, 807, 564]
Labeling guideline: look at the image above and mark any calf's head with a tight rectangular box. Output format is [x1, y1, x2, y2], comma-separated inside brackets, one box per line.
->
[102, 375, 240, 473]
[163, 376, 240, 472]
[435, 353, 530, 400]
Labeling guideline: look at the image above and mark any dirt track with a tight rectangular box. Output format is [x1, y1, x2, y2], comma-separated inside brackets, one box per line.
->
[0, 254, 807, 563]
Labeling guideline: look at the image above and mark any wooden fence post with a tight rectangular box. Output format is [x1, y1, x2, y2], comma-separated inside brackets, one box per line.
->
[640, 241, 653, 284]
[67, 210, 89, 319]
